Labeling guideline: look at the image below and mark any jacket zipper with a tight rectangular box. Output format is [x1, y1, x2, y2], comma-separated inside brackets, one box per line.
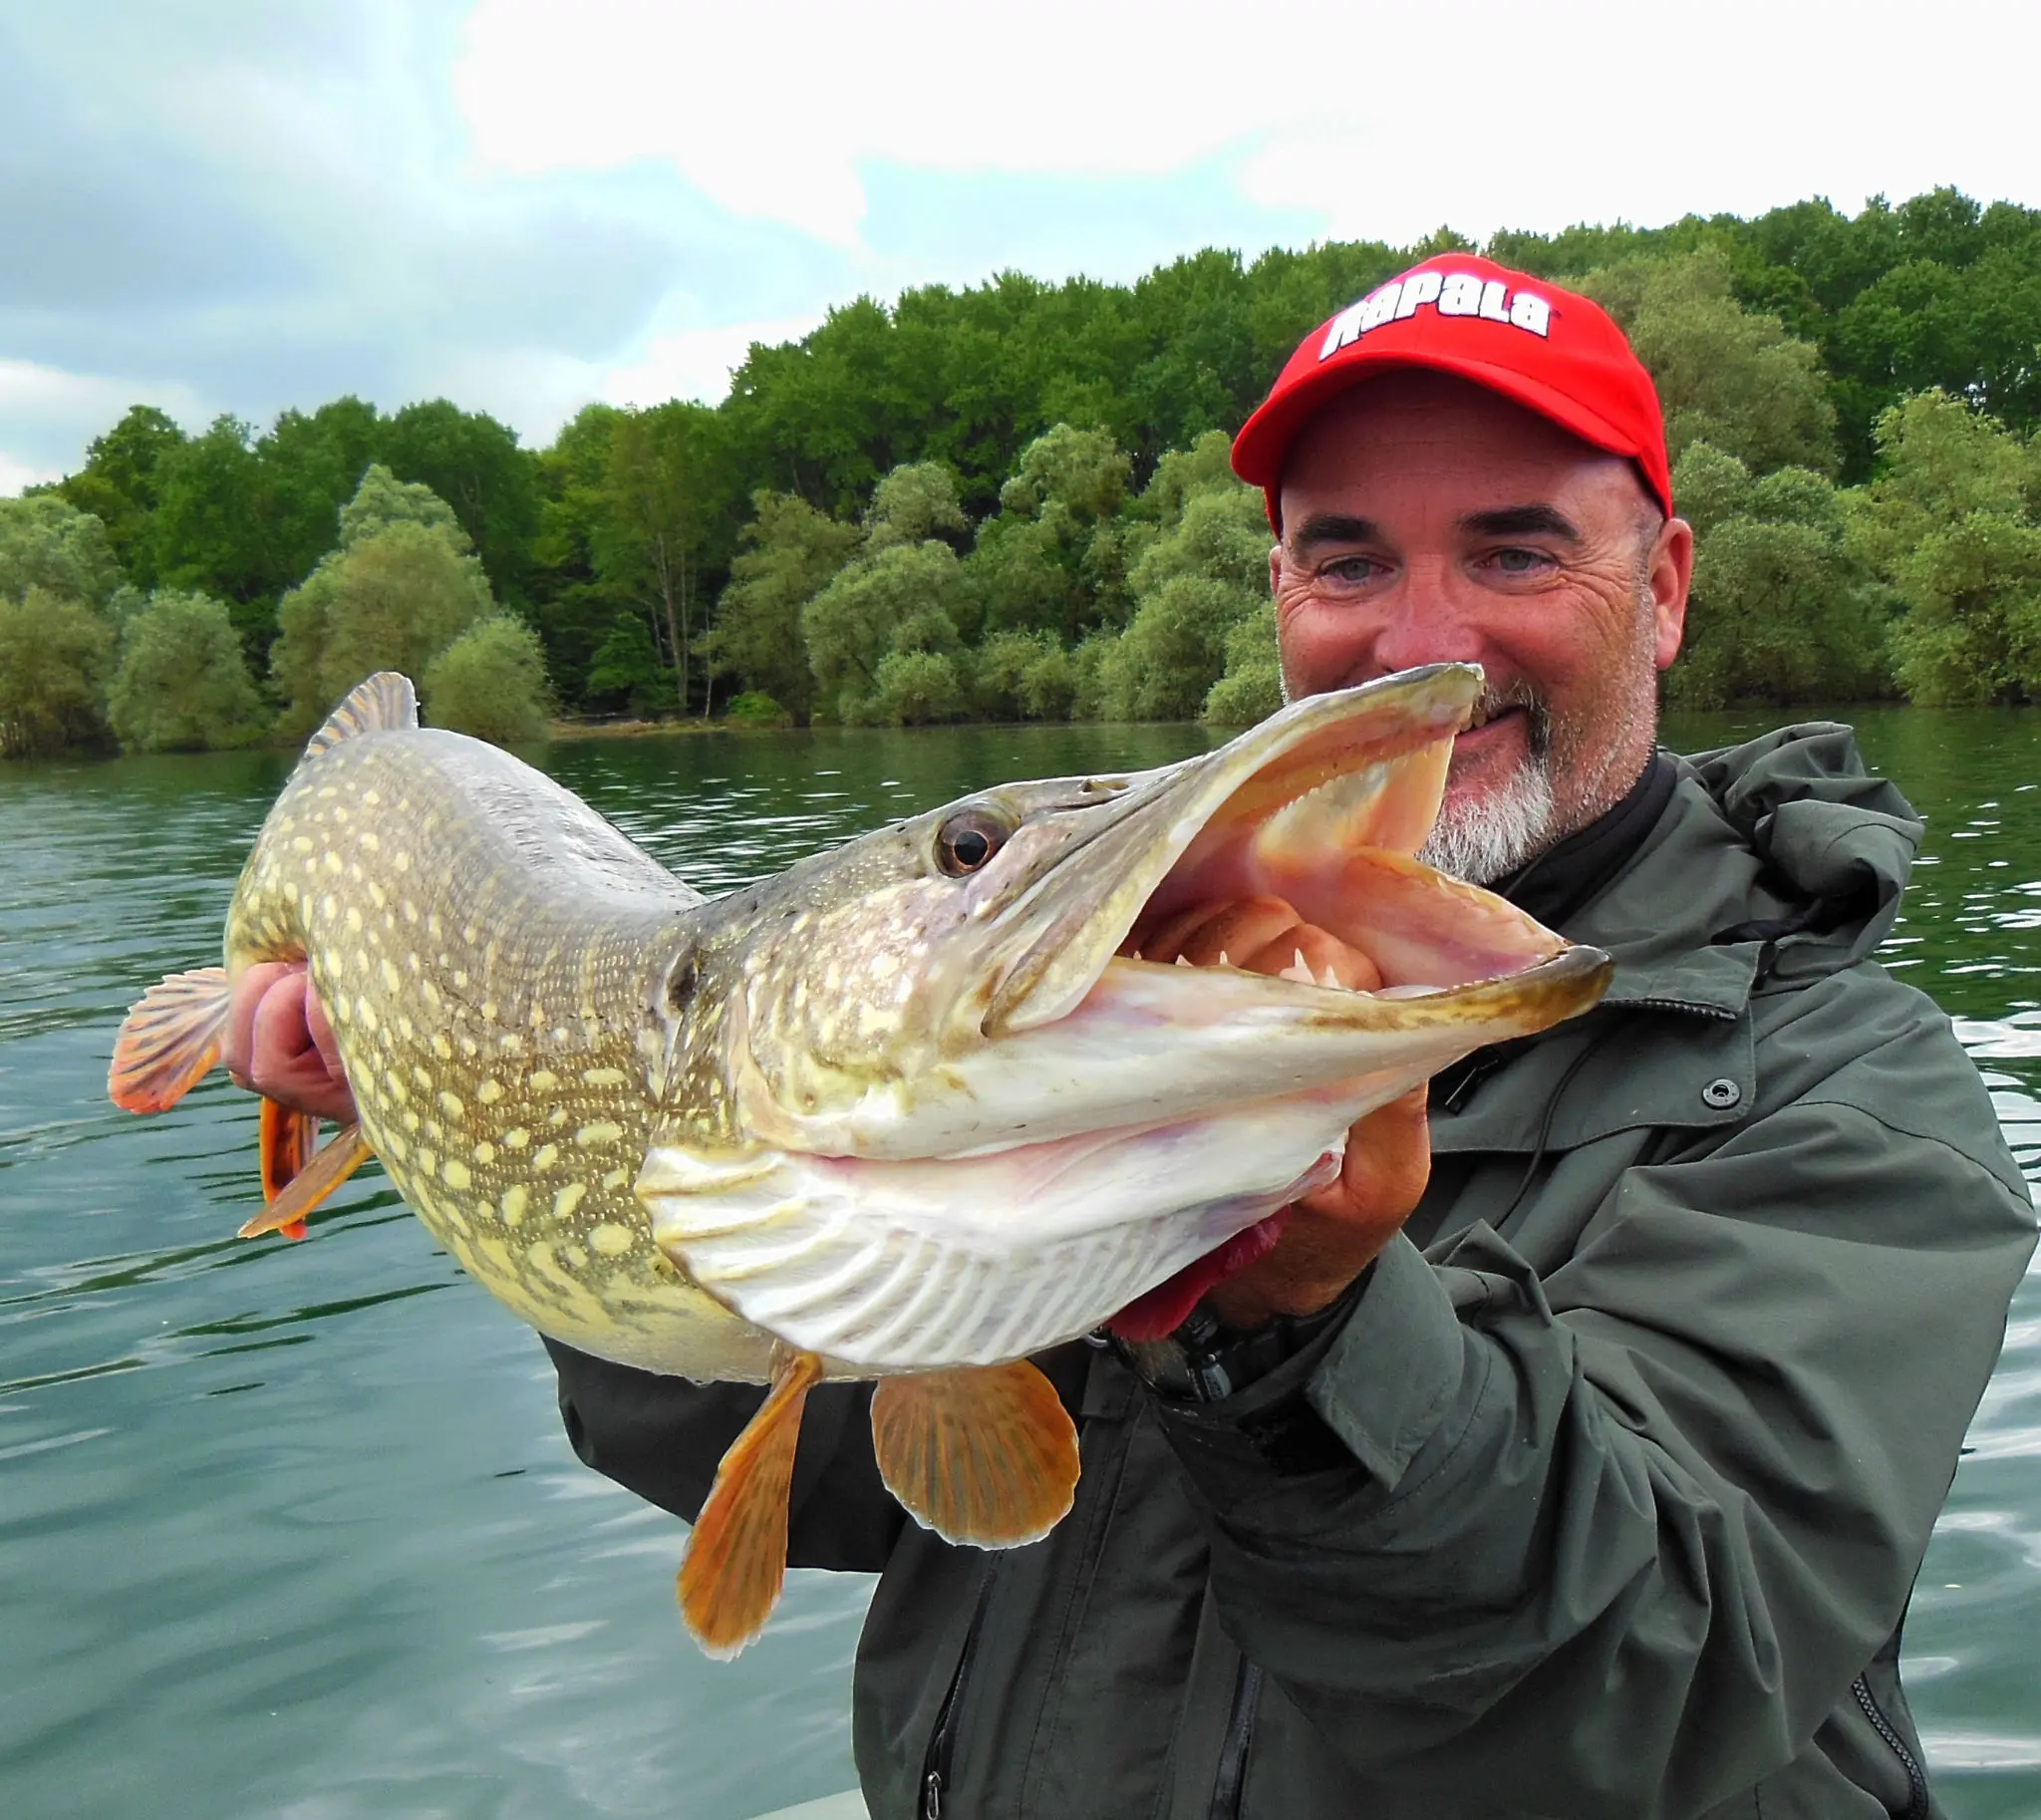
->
[920, 1566, 997, 1820]
[1852, 1671, 1928, 1820]
[1207, 1659, 1264, 1820]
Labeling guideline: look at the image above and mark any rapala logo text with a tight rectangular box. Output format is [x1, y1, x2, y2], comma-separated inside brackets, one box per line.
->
[1320, 271, 1552, 360]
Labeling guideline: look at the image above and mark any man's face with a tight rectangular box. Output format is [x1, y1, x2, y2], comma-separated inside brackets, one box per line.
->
[1272, 372, 1692, 881]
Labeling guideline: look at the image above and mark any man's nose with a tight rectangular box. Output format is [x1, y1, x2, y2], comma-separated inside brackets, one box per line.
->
[1370, 571, 1486, 674]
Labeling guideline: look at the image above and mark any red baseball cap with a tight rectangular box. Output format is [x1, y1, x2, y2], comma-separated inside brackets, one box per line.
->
[1232, 253, 1672, 522]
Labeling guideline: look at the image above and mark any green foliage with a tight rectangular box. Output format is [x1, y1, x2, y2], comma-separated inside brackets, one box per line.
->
[700, 491, 860, 722]
[1098, 457, 1271, 720]
[0, 588, 115, 757]
[868, 650, 967, 725]
[0, 494, 125, 608]
[423, 617, 552, 746]
[56, 405, 185, 579]
[107, 589, 267, 752]
[968, 425, 1132, 641]
[271, 467, 495, 741]
[1581, 252, 1837, 473]
[1204, 603, 1283, 725]
[1666, 444, 1889, 708]
[582, 611, 670, 717]
[724, 691, 791, 727]
[1847, 393, 2041, 704]
[44, 186, 2041, 733]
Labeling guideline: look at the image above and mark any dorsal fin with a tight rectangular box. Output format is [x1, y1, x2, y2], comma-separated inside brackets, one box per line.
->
[305, 673, 418, 759]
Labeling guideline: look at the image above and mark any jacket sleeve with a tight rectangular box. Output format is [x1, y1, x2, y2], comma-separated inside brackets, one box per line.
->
[544, 1338, 906, 1573]
[1153, 990, 2036, 1817]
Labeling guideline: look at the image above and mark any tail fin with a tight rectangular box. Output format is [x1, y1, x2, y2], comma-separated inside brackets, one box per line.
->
[110, 967, 231, 1112]
[304, 672, 418, 759]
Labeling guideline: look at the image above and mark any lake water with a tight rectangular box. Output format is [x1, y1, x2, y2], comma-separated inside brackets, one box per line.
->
[2, 710, 2037, 1819]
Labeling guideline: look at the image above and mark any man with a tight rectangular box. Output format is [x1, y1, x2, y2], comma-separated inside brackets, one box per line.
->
[229, 255, 2035, 1818]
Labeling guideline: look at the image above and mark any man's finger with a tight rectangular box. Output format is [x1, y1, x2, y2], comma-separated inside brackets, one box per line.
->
[1300, 1085, 1432, 1230]
[223, 961, 297, 1087]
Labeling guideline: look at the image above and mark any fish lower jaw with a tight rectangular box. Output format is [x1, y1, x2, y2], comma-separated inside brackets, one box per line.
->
[640, 1095, 1358, 1373]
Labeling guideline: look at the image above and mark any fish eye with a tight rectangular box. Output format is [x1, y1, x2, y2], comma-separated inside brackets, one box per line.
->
[934, 808, 1012, 877]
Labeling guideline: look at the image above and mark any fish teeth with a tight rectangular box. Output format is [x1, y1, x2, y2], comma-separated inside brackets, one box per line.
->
[1278, 949, 1315, 986]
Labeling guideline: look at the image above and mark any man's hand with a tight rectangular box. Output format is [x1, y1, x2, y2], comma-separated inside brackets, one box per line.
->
[221, 961, 358, 1125]
[1126, 895, 1432, 1330]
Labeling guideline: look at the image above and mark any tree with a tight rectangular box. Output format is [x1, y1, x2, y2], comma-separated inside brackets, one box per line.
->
[379, 399, 541, 602]
[1203, 603, 1283, 725]
[0, 494, 125, 608]
[582, 612, 670, 717]
[1847, 391, 2041, 704]
[967, 425, 1132, 642]
[1582, 251, 1838, 473]
[0, 588, 115, 757]
[106, 589, 268, 752]
[700, 491, 860, 722]
[803, 540, 969, 724]
[1098, 449, 1271, 720]
[57, 405, 186, 581]
[1666, 444, 1890, 708]
[596, 404, 715, 715]
[271, 466, 494, 740]
[424, 617, 552, 745]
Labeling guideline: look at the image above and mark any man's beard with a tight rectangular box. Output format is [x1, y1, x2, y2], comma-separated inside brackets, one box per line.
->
[1414, 685, 1558, 886]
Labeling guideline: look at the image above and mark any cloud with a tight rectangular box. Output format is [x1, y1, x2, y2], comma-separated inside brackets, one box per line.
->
[457, 0, 2041, 249]
[6, 0, 2041, 493]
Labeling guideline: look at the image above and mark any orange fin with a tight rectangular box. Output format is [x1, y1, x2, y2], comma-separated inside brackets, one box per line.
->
[238, 1122, 371, 1241]
[869, 1360, 1079, 1548]
[110, 967, 231, 1112]
[261, 1097, 321, 1201]
[678, 1350, 823, 1660]
[304, 671, 418, 758]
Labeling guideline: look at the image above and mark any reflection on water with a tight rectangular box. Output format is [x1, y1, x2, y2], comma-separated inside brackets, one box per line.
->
[1, 711, 2035, 1818]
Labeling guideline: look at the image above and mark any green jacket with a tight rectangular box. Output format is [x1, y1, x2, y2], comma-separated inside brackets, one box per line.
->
[549, 725, 2035, 1820]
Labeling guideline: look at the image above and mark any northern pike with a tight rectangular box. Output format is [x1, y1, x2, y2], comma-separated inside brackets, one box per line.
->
[111, 665, 1610, 1655]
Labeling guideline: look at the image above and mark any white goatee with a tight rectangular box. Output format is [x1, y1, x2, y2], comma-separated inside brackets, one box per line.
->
[1415, 758, 1558, 885]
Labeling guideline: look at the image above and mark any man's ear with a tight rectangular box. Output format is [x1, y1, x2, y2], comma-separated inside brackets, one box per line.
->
[1267, 540, 1283, 597]
[1651, 517, 1695, 671]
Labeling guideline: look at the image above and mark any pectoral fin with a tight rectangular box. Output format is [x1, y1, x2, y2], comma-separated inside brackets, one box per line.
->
[679, 1349, 823, 1660]
[238, 1121, 371, 1241]
[109, 967, 230, 1112]
[869, 1361, 1079, 1548]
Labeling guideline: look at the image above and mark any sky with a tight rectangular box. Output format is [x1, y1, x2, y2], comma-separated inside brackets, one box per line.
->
[4, 0, 2039, 494]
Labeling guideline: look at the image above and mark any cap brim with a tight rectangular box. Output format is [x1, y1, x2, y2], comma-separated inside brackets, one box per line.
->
[1233, 348, 1663, 512]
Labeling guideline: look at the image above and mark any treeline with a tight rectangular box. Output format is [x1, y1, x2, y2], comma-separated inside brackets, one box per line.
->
[5, 185, 2041, 758]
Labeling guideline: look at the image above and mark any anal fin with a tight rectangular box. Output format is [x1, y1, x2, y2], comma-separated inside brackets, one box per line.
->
[679, 1350, 823, 1659]
[869, 1360, 1079, 1548]
[109, 967, 231, 1112]
[239, 1121, 372, 1241]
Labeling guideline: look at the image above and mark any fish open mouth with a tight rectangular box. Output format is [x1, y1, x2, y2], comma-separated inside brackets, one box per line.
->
[983, 662, 1593, 1039]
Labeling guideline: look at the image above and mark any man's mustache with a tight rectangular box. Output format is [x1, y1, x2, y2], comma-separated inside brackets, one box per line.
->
[1464, 682, 1554, 758]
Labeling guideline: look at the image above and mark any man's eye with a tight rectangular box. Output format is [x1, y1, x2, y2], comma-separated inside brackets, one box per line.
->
[1319, 555, 1381, 586]
[1489, 547, 1549, 574]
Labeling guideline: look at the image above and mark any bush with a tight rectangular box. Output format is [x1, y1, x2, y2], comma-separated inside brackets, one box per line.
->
[866, 650, 966, 725]
[0, 588, 115, 757]
[724, 691, 791, 727]
[423, 617, 551, 745]
[108, 589, 267, 752]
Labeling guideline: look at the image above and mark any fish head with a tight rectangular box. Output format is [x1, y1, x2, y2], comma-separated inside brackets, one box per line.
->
[641, 663, 1614, 1368]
